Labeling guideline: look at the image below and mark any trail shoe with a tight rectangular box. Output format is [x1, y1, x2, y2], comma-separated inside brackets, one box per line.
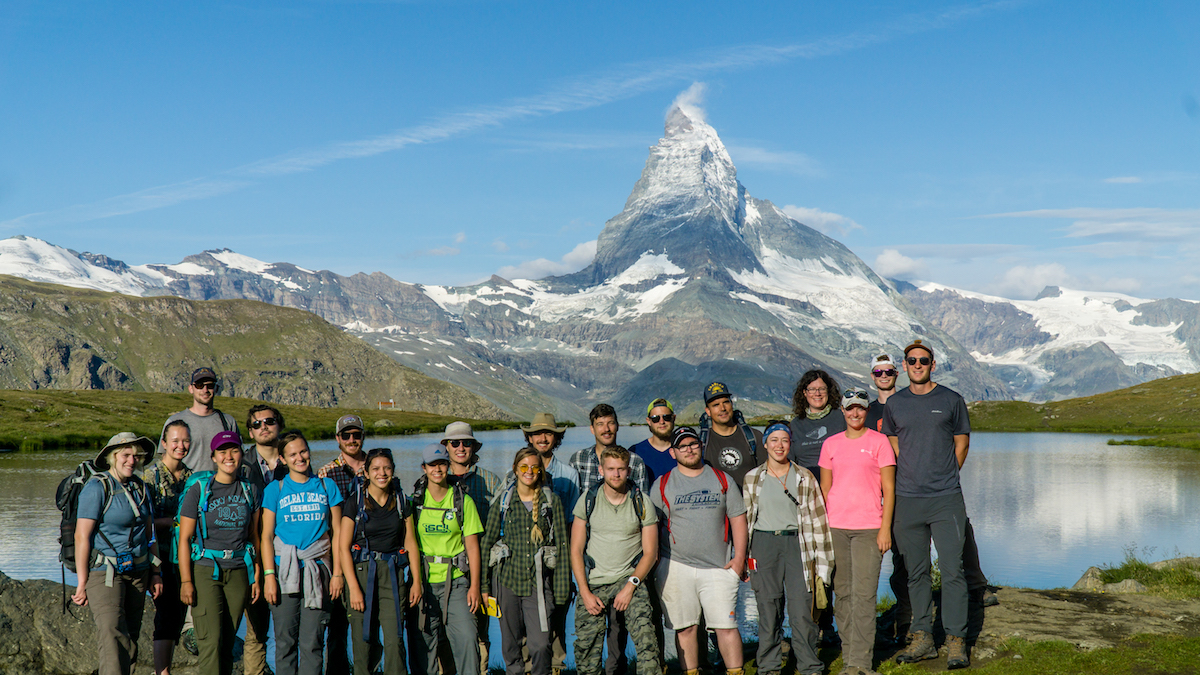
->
[684, 670, 701, 675]
[725, 668, 745, 675]
[983, 590, 1000, 607]
[946, 635, 970, 670]
[182, 627, 199, 656]
[894, 630, 937, 663]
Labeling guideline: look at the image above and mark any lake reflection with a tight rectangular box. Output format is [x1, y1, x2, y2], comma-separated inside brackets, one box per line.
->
[2, 430, 1198, 590]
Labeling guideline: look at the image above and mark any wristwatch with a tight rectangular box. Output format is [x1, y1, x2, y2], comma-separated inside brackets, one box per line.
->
[628, 575, 641, 587]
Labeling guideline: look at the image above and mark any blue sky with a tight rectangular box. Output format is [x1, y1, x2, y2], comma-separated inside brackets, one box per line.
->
[2, 0, 1198, 298]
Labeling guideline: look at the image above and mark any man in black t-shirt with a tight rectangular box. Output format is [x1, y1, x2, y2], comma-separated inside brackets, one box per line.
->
[698, 382, 764, 487]
[882, 340, 974, 669]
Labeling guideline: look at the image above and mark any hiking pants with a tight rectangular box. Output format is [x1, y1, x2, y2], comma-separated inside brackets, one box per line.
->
[243, 593, 272, 675]
[520, 596, 571, 673]
[411, 576, 479, 675]
[327, 592, 351, 675]
[194, 565, 249, 675]
[832, 528, 883, 670]
[349, 561, 408, 675]
[496, 579, 554, 675]
[888, 517, 987, 637]
[272, 591, 330, 675]
[749, 531, 820, 675]
[894, 493, 969, 637]
[476, 604, 492, 675]
[87, 568, 148, 675]
[574, 579, 659, 675]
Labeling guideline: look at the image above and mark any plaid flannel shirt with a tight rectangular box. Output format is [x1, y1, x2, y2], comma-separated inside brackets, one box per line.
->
[568, 445, 650, 494]
[450, 465, 503, 524]
[480, 488, 571, 605]
[319, 454, 367, 500]
[743, 462, 835, 590]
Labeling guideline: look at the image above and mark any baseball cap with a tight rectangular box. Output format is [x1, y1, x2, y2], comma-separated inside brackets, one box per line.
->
[903, 339, 934, 359]
[870, 353, 896, 371]
[191, 367, 217, 384]
[704, 382, 732, 405]
[422, 443, 450, 464]
[336, 414, 364, 434]
[211, 430, 243, 453]
[646, 398, 674, 416]
[841, 387, 870, 410]
[671, 427, 701, 448]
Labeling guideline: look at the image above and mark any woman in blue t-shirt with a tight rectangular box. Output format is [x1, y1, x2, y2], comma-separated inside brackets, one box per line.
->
[261, 430, 345, 675]
[178, 431, 262, 675]
[72, 432, 164, 675]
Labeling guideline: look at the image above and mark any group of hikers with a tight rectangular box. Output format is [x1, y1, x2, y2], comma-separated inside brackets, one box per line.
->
[67, 338, 994, 675]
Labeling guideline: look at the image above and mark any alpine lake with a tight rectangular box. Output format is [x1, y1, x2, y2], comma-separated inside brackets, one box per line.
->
[2, 429, 1199, 667]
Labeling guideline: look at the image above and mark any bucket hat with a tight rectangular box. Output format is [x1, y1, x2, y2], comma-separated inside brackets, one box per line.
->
[441, 421, 482, 449]
[95, 432, 156, 470]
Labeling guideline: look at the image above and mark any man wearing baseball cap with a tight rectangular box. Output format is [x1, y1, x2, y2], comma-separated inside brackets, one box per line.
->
[698, 383, 765, 487]
[160, 367, 241, 473]
[317, 414, 371, 675]
[629, 398, 678, 484]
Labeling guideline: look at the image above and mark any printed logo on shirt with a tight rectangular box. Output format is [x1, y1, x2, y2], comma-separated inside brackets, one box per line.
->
[424, 522, 452, 534]
[673, 489, 723, 508]
[931, 409, 944, 414]
[717, 447, 744, 470]
[279, 491, 329, 524]
[805, 426, 828, 441]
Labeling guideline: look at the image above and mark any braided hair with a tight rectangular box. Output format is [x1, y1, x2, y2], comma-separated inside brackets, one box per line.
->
[512, 447, 547, 544]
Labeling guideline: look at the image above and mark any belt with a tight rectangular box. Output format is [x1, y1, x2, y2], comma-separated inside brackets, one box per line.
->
[758, 529, 798, 536]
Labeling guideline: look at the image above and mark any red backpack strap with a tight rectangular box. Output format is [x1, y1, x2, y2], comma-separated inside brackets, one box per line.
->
[710, 467, 730, 543]
[659, 470, 672, 543]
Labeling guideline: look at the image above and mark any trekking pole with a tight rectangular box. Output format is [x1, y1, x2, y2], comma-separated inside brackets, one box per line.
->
[61, 565, 66, 615]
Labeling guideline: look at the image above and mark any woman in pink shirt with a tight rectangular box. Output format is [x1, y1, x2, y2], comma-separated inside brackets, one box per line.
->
[818, 388, 896, 675]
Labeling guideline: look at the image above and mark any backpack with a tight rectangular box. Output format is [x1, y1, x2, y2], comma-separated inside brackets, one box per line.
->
[177, 470, 256, 578]
[658, 466, 729, 545]
[349, 475, 408, 563]
[698, 409, 759, 458]
[580, 480, 647, 576]
[488, 480, 557, 568]
[410, 474, 470, 574]
[56, 460, 113, 573]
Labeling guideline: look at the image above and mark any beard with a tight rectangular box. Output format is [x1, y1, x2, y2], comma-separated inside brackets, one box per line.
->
[651, 426, 674, 441]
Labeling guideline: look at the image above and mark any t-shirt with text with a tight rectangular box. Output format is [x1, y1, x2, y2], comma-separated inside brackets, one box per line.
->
[573, 489, 657, 587]
[817, 430, 895, 530]
[415, 488, 483, 584]
[263, 475, 343, 564]
[180, 478, 262, 569]
[649, 467, 746, 569]
[881, 384, 971, 498]
[702, 426, 765, 487]
[789, 411, 847, 472]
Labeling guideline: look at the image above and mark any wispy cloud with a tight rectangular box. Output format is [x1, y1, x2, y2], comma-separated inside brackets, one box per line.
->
[492, 131, 650, 153]
[1104, 176, 1142, 184]
[781, 206, 860, 237]
[497, 240, 597, 280]
[874, 249, 928, 280]
[2, 0, 1024, 230]
[982, 207, 1200, 241]
[887, 243, 1026, 260]
[729, 146, 824, 177]
[454, 232, 467, 244]
[491, 239, 509, 252]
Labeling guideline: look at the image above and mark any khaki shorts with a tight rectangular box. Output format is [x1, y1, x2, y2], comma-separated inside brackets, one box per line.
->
[654, 557, 740, 630]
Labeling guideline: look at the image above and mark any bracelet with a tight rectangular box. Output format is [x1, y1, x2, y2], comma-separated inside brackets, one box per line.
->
[264, 569, 276, 576]
[181, 580, 193, 585]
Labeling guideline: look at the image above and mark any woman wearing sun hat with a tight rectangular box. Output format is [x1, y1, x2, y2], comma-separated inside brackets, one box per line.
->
[72, 432, 164, 675]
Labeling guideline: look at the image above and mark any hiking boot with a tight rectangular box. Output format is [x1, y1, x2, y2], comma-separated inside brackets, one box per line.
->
[983, 590, 1000, 607]
[946, 635, 970, 669]
[894, 630, 937, 663]
[182, 627, 199, 656]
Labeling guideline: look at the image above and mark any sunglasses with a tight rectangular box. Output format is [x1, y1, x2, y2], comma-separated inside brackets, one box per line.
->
[649, 414, 676, 424]
[446, 439, 475, 448]
[872, 369, 897, 378]
[843, 390, 869, 400]
[338, 431, 364, 440]
[249, 417, 279, 429]
[516, 465, 543, 476]
[905, 356, 932, 366]
[194, 381, 217, 390]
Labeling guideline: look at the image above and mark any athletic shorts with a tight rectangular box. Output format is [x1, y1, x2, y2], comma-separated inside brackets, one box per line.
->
[653, 557, 740, 630]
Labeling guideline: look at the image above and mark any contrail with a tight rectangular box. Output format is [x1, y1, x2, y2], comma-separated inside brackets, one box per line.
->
[2, 0, 1027, 230]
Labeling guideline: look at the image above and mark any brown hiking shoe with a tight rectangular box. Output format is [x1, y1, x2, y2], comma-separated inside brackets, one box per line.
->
[946, 635, 970, 669]
[894, 629, 938, 663]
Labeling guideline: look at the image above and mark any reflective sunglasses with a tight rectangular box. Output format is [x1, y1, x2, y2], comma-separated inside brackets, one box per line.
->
[446, 439, 475, 448]
[338, 431, 364, 440]
[249, 417, 279, 429]
[905, 356, 932, 366]
[194, 381, 217, 390]
[843, 390, 869, 400]
[516, 465, 543, 476]
[649, 413, 676, 424]
[871, 369, 897, 378]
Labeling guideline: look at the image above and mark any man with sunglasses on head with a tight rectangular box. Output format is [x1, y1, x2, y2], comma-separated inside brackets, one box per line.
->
[442, 421, 502, 675]
[865, 353, 899, 433]
[630, 398, 679, 484]
[318, 414, 371, 675]
[882, 340, 974, 669]
[161, 367, 241, 473]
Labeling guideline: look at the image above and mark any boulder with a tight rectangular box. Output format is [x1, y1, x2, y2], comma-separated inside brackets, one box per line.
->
[1103, 579, 1149, 594]
[1071, 567, 1105, 591]
[374, 419, 395, 428]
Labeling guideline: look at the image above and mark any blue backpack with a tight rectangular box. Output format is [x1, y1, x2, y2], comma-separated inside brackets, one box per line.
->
[177, 471, 257, 579]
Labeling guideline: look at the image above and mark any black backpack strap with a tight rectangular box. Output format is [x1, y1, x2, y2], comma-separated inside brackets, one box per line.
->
[734, 410, 758, 457]
[213, 408, 231, 433]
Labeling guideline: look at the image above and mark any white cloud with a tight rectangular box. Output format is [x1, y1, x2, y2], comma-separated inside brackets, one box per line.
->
[491, 239, 509, 252]
[980, 207, 1200, 241]
[454, 232, 466, 244]
[728, 146, 823, 176]
[887, 243, 1025, 260]
[988, 263, 1070, 299]
[782, 206, 861, 237]
[497, 240, 597, 280]
[429, 246, 460, 257]
[874, 249, 928, 280]
[1104, 176, 1142, 184]
[671, 82, 708, 123]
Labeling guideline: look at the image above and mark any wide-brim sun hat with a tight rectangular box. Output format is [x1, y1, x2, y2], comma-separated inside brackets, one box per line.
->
[95, 432, 156, 470]
[441, 421, 482, 449]
[521, 412, 568, 434]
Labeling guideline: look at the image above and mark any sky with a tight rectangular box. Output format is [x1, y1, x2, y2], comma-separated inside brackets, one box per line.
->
[1, 0, 1199, 299]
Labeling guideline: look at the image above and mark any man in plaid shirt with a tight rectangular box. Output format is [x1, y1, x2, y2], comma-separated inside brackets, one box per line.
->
[443, 421, 502, 675]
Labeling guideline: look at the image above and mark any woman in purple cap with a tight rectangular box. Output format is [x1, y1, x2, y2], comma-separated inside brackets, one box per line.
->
[177, 430, 262, 675]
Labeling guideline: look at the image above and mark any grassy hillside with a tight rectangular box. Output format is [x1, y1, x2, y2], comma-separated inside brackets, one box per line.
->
[0, 275, 506, 419]
[0, 389, 517, 451]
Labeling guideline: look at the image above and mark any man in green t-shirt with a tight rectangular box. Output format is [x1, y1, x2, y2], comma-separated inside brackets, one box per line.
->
[570, 447, 661, 675]
[412, 444, 484, 675]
